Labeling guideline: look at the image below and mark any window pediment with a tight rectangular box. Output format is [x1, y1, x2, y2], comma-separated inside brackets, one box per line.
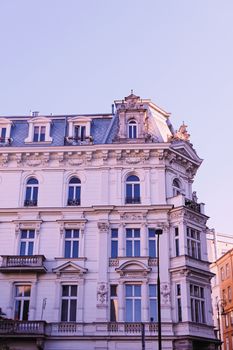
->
[116, 260, 151, 277]
[53, 261, 88, 276]
[25, 116, 52, 143]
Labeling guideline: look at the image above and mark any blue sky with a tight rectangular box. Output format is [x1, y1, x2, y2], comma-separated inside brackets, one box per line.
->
[0, 0, 232, 233]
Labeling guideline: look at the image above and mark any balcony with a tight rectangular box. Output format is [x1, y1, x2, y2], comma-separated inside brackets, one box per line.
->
[0, 255, 46, 273]
[24, 199, 37, 207]
[65, 136, 93, 146]
[67, 199, 80, 206]
[167, 194, 205, 214]
[125, 196, 141, 204]
[0, 320, 46, 336]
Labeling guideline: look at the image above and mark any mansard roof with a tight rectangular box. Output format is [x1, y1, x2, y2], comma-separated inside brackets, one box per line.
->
[0, 94, 198, 151]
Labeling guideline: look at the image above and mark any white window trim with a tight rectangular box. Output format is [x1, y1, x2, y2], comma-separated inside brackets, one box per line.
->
[67, 117, 91, 138]
[24, 117, 52, 143]
[0, 118, 12, 140]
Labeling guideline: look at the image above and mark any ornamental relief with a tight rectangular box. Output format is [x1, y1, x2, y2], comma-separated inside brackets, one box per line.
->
[97, 283, 108, 306]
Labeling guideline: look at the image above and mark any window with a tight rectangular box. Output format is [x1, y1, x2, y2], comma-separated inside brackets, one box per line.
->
[221, 267, 225, 281]
[175, 227, 180, 257]
[128, 120, 137, 139]
[14, 285, 31, 321]
[226, 263, 230, 278]
[126, 228, 140, 257]
[148, 229, 157, 258]
[225, 313, 229, 328]
[64, 229, 79, 258]
[228, 286, 232, 302]
[187, 227, 201, 259]
[111, 229, 118, 258]
[190, 284, 206, 323]
[74, 125, 86, 141]
[222, 289, 226, 303]
[19, 230, 35, 255]
[24, 178, 38, 206]
[173, 178, 181, 196]
[125, 284, 141, 322]
[110, 285, 118, 321]
[125, 175, 140, 204]
[149, 284, 157, 322]
[0, 127, 6, 143]
[176, 284, 182, 322]
[61, 285, 78, 322]
[230, 311, 233, 325]
[33, 125, 46, 142]
[67, 177, 81, 206]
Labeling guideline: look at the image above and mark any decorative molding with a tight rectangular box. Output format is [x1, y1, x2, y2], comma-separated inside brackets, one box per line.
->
[97, 221, 109, 233]
[14, 220, 42, 235]
[97, 282, 108, 306]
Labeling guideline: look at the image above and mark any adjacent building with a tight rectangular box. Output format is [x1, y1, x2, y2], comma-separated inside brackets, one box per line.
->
[0, 93, 218, 349]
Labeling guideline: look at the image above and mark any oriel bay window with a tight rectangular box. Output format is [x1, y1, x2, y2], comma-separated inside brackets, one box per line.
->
[61, 285, 78, 322]
[125, 284, 141, 322]
[125, 175, 140, 204]
[187, 227, 201, 259]
[19, 229, 35, 256]
[14, 285, 31, 320]
[126, 228, 140, 257]
[190, 284, 206, 323]
[64, 229, 79, 258]
[24, 178, 38, 206]
[67, 177, 81, 206]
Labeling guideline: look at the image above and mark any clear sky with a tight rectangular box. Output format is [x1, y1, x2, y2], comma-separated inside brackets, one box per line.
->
[0, 0, 232, 233]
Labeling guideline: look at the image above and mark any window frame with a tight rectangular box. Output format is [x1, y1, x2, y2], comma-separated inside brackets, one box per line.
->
[190, 283, 206, 324]
[60, 284, 78, 322]
[126, 228, 141, 257]
[125, 284, 141, 322]
[187, 227, 201, 260]
[64, 229, 80, 258]
[19, 229, 35, 256]
[67, 177, 81, 206]
[128, 120, 138, 139]
[24, 178, 39, 207]
[149, 284, 158, 322]
[14, 284, 31, 321]
[125, 175, 141, 204]
[110, 285, 118, 321]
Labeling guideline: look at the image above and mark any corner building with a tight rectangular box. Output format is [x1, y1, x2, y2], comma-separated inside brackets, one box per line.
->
[0, 94, 218, 349]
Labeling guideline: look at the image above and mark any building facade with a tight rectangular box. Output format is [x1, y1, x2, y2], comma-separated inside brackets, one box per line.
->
[0, 93, 218, 350]
[207, 230, 233, 350]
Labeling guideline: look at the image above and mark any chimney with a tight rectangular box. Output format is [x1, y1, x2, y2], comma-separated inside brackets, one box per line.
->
[32, 111, 39, 117]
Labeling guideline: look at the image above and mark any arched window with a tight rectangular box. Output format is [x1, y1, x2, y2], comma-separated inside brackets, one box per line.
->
[126, 175, 140, 204]
[67, 177, 81, 206]
[128, 120, 137, 139]
[173, 178, 181, 196]
[24, 178, 38, 206]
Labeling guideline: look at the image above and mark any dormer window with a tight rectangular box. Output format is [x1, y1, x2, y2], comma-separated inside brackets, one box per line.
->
[74, 125, 86, 141]
[66, 117, 92, 145]
[0, 118, 12, 146]
[25, 117, 52, 144]
[128, 120, 137, 139]
[33, 126, 46, 142]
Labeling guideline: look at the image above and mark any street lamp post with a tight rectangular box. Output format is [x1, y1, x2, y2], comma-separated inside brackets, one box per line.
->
[156, 229, 163, 350]
[216, 299, 226, 350]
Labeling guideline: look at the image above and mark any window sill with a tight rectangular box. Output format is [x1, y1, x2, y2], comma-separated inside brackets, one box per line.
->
[54, 257, 87, 261]
[24, 140, 52, 144]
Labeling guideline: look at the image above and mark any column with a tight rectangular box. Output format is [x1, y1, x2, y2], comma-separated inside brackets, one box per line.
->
[77, 279, 84, 322]
[6, 280, 13, 318]
[118, 282, 124, 322]
[142, 282, 149, 322]
[141, 223, 148, 257]
[96, 221, 109, 321]
[118, 223, 125, 257]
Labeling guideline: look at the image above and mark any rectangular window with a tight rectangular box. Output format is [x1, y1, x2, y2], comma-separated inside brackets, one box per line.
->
[226, 263, 230, 278]
[14, 285, 31, 321]
[148, 229, 157, 258]
[111, 229, 118, 258]
[126, 229, 140, 257]
[222, 289, 226, 303]
[149, 284, 157, 322]
[110, 285, 118, 321]
[228, 286, 232, 302]
[64, 229, 79, 258]
[230, 311, 233, 325]
[187, 227, 201, 259]
[0, 127, 6, 142]
[221, 267, 225, 281]
[176, 284, 182, 322]
[225, 313, 229, 328]
[19, 229, 35, 255]
[61, 285, 78, 322]
[125, 284, 141, 322]
[33, 126, 46, 142]
[190, 284, 206, 323]
[75, 126, 86, 141]
[175, 227, 180, 256]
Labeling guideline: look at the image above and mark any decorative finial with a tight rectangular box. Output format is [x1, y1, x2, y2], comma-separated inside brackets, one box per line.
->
[131, 89, 133, 95]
